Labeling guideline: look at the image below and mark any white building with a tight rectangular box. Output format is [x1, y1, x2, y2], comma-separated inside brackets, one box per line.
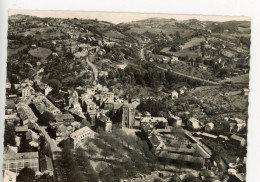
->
[70, 126, 96, 148]
[171, 90, 179, 99]
[187, 118, 200, 130]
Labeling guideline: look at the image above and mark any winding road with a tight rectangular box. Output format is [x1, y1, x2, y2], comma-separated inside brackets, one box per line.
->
[85, 56, 98, 84]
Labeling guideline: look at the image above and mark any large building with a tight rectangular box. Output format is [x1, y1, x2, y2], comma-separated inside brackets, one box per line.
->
[121, 103, 135, 128]
[3, 146, 39, 174]
[70, 126, 96, 148]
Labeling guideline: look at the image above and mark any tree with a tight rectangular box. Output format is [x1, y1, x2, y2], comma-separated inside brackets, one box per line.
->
[4, 124, 16, 146]
[46, 79, 62, 91]
[20, 137, 34, 152]
[17, 167, 35, 182]
[86, 143, 98, 158]
[39, 111, 54, 125]
[99, 166, 114, 182]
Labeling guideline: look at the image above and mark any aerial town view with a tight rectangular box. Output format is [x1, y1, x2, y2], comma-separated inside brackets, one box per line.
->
[3, 11, 250, 182]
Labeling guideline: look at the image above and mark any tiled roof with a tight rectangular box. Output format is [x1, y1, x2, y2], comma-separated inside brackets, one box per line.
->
[40, 155, 54, 172]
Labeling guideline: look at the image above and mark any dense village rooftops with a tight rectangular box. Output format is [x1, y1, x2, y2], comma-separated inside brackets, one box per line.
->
[4, 146, 38, 160]
[15, 125, 28, 133]
[5, 115, 17, 120]
[16, 103, 38, 122]
[141, 117, 168, 123]
[33, 95, 61, 115]
[69, 107, 86, 119]
[40, 155, 54, 172]
[55, 113, 74, 122]
[70, 126, 96, 140]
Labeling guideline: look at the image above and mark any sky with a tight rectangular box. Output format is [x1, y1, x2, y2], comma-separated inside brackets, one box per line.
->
[8, 10, 250, 24]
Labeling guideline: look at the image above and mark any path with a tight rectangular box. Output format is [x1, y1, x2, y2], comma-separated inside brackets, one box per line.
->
[85, 56, 98, 83]
[156, 65, 220, 86]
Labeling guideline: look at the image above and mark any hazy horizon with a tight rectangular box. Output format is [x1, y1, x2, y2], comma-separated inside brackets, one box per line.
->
[8, 10, 250, 24]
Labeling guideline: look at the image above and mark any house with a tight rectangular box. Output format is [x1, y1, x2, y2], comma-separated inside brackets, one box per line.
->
[131, 98, 140, 108]
[54, 113, 74, 125]
[179, 86, 187, 95]
[5, 115, 17, 125]
[98, 71, 108, 78]
[21, 87, 31, 97]
[3, 146, 39, 174]
[70, 126, 96, 148]
[16, 103, 38, 126]
[26, 129, 40, 145]
[96, 114, 112, 132]
[171, 90, 179, 99]
[6, 82, 11, 89]
[121, 103, 135, 128]
[241, 88, 249, 96]
[170, 56, 178, 63]
[55, 124, 71, 141]
[40, 155, 54, 176]
[140, 117, 168, 132]
[170, 114, 182, 126]
[205, 122, 214, 132]
[230, 134, 246, 147]
[3, 170, 16, 182]
[187, 118, 200, 130]
[15, 125, 28, 136]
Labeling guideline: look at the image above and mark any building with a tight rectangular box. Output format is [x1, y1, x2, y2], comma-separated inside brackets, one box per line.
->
[21, 88, 31, 97]
[230, 135, 246, 147]
[3, 170, 16, 182]
[96, 114, 112, 132]
[187, 118, 200, 130]
[40, 155, 54, 176]
[241, 88, 249, 96]
[170, 56, 179, 63]
[3, 146, 39, 174]
[140, 117, 168, 131]
[70, 126, 96, 148]
[121, 103, 135, 128]
[5, 115, 17, 125]
[15, 125, 28, 136]
[171, 90, 179, 99]
[54, 113, 74, 125]
[205, 122, 214, 132]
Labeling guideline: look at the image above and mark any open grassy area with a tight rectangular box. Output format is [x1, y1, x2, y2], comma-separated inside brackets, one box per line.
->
[180, 36, 205, 49]
[28, 47, 52, 59]
[161, 47, 201, 58]
[7, 45, 28, 57]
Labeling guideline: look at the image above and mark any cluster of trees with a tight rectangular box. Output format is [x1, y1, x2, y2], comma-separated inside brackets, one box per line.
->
[4, 124, 16, 146]
[59, 143, 98, 182]
[137, 99, 169, 117]
[88, 129, 158, 181]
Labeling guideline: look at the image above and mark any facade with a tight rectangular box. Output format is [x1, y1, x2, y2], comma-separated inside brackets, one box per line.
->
[121, 103, 135, 128]
[187, 118, 200, 130]
[171, 90, 179, 99]
[3, 146, 39, 174]
[70, 126, 96, 148]
[40, 155, 54, 176]
[21, 88, 31, 97]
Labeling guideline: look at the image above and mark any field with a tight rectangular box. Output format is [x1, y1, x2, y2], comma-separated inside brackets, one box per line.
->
[104, 30, 125, 39]
[28, 47, 52, 59]
[161, 47, 201, 58]
[180, 36, 205, 49]
[7, 45, 28, 57]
